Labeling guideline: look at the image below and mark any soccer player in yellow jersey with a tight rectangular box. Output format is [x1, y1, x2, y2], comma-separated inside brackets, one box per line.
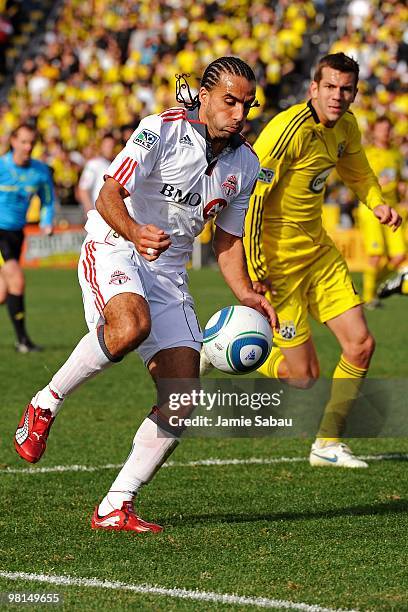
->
[359, 116, 406, 308]
[244, 53, 402, 468]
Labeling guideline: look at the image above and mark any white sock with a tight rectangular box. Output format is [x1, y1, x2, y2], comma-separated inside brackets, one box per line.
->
[32, 387, 64, 416]
[98, 416, 179, 515]
[34, 329, 115, 416]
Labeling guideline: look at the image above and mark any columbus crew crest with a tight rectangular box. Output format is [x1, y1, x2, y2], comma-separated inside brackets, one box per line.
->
[280, 321, 297, 340]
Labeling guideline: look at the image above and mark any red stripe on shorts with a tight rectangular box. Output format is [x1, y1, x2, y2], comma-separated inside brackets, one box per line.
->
[83, 241, 105, 314]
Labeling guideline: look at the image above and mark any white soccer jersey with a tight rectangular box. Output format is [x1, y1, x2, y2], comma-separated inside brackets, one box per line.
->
[79, 156, 111, 206]
[84, 107, 260, 272]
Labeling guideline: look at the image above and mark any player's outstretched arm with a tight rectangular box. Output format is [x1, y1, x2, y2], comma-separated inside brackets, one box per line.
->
[96, 178, 171, 261]
[372, 204, 402, 231]
[213, 226, 279, 331]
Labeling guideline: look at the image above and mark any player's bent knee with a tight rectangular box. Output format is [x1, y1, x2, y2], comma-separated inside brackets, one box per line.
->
[7, 280, 25, 294]
[364, 333, 376, 359]
[104, 293, 151, 355]
[120, 315, 151, 351]
[282, 366, 318, 390]
[284, 376, 317, 390]
[345, 332, 375, 365]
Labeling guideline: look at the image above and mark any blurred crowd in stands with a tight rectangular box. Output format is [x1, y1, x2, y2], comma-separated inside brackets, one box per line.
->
[0, 0, 406, 221]
[326, 0, 408, 226]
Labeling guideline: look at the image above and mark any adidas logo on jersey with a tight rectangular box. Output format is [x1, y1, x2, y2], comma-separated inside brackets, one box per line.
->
[179, 134, 194, 147]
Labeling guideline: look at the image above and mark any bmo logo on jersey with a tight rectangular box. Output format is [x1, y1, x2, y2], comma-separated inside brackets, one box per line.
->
[160, 183, 202, 207]
[309, 167, 332, 193]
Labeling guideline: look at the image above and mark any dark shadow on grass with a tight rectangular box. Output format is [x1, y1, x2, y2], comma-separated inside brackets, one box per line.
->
[165, 499, 408, 528]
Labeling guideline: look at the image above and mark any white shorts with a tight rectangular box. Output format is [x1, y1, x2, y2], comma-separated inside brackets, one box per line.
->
[78, 234, 202, 364]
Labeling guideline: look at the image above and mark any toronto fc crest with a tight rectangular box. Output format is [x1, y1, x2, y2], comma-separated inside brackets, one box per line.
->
[222, 175, 238, 197]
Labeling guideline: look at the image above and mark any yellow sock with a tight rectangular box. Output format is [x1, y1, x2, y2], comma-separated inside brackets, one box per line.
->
[316, 355, 368, 442]
[257, 346, 285, 378]
[363, 267, 377, 303]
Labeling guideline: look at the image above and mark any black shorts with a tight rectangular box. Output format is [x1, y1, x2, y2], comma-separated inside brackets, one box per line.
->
[0, 229, 24, 262]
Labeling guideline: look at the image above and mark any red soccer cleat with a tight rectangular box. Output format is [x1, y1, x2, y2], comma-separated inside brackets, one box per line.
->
[14, 403, 54, 463]
[91, 501, 163, 533]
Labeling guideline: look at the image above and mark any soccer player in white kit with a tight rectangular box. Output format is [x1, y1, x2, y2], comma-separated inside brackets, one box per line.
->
[77, 133, 116, 216]
[14, 57, 278, 533]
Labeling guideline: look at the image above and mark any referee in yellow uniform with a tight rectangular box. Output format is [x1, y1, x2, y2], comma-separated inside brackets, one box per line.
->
[244, 53, 401, 468]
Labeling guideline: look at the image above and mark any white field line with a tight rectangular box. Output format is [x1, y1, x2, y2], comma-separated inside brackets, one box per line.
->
[0, 571, 357, 612]
[1, 453, 407, 475]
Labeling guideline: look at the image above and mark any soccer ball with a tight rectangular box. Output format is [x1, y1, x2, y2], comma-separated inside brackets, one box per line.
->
[203, 305, 273, 374]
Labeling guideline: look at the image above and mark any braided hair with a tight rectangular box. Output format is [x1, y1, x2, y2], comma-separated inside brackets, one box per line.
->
[176, 56, 258, 110]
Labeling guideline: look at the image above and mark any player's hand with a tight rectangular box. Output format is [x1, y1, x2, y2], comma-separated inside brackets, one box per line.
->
[240, 292, 279, 332]
[252, 279, 277, 296]
[373, 205, 402, 231]
[133, 224, 171, 261]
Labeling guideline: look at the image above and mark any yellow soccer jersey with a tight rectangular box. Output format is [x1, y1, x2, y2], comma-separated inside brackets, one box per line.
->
[363, 145, 402, 207]
[245, 101, 384, 280]
[358, 145, 405, 258]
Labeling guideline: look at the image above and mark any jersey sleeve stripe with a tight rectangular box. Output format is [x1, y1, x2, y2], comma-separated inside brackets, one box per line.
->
[113, 157, 132, 182]
[163, 115, 186, 122]
[120, 160, 138, 186]
[254, 195, 266, 272]
[274, 112, 312, 160]
[270, 108, 311, 159]
[160, 107, 185, 116]
[248, 195, 259, 270]
[269, 106, 309, 157]
[160, 109, 186, 121]
[249, 194, 267, 277]
[161, 109, 185, 117]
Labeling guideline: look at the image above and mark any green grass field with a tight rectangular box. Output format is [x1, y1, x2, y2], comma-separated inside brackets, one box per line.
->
[0, 268, 407, 611]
